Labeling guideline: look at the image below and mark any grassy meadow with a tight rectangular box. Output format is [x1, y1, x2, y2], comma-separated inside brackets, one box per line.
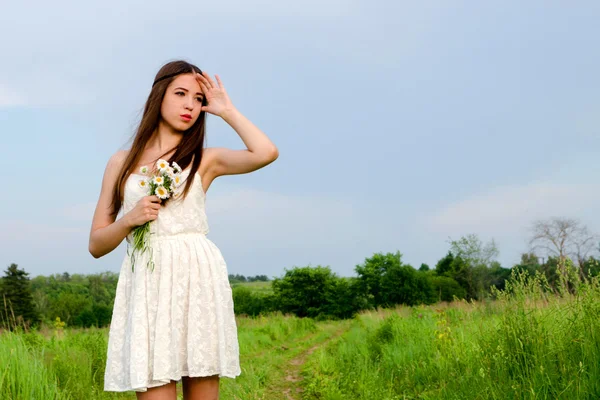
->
[1, 272, 600, 399]
[230, 280, 273, 294]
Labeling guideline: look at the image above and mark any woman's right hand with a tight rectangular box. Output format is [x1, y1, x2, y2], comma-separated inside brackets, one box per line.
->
[124, 195, 162, 228]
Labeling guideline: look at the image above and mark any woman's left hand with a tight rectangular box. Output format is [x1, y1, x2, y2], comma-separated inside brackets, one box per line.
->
[196, 71, 236, 118]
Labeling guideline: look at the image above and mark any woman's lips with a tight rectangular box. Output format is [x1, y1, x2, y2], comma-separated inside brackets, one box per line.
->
[181, 114, 192, 122]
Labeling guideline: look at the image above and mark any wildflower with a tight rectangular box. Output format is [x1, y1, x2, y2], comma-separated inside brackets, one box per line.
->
[156, 186, 170, 200]
[173, 174, 183, 187]
[129, 160, 180, 272]
[156, 159, 169, 172]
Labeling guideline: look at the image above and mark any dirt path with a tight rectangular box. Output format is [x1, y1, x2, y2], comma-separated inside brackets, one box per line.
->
[280, 324, 349, 400]
[252, 328, 323, 361]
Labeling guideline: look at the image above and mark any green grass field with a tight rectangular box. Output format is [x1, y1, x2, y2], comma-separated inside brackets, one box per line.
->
[230, 281, 273, 294]
[1, 272, 599, 399]
[301, 272, 600, 399]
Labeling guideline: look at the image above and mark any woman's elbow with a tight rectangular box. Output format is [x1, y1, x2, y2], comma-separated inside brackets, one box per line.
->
[88, 239, 103, 259]
[267, 146, 279, 163]
[89, 245, 100, 259]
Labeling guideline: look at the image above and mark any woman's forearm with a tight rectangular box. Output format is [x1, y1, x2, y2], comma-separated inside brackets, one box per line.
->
[89, 215, 133, 258]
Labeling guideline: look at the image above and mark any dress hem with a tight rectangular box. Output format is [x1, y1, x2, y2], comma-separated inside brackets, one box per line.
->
[104, 370, 241, 392]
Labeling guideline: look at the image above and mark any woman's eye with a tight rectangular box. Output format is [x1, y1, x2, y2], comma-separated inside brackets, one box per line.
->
[196, 97, 204, 102]
[175, 91, 184, 96]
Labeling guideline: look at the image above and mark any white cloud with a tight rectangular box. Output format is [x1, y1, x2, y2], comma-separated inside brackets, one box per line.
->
[12, 180, 600, 277]
[0, 219, 97, 277]
[207, 185, 358, 248]
[2, 186, 368, 276]
[423, 182, 600, 236]
[0, 85, 27, 107]
[0, 221, 85, 242]
[0, 0, 425, 108]
[0, 220, 88, 274]
[204, 185, 391, 276]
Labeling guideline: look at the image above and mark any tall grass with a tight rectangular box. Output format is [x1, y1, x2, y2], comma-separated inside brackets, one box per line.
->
[0, 312, 318, 399]
[302, 267, 600, 399]
[0, 331, 64, 399]
[0, 326, 131, 399]
[3, 266, 600, 399]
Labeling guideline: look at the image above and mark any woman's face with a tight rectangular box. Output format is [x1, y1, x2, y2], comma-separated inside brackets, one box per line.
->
[160, 73, 204, 132]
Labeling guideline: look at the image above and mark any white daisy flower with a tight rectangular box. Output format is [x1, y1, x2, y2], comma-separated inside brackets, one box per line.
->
[138, 179, 149, 189]
[173, 174, 183, 188]
[172, 162, 182, 173]
[165, 166, 175, 178]
[155, 186, 170, 199]
[139, 166, 148, 174]
[153, 176, 165, 185]
[156, 159, 169, 172]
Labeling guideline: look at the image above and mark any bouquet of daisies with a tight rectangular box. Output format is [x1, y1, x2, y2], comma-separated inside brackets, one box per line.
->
[128, 159, 184, 271]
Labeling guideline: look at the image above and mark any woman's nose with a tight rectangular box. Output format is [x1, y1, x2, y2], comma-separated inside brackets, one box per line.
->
[184, 96, 194, 110]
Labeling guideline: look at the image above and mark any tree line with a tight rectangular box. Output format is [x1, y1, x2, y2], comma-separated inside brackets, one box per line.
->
[228, 274, 270, 283]
[2, 217, 598, 329]
[229, 217, 600, 318]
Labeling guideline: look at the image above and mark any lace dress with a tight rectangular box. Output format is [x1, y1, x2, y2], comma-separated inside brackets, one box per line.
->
[103, 169, 241, 392]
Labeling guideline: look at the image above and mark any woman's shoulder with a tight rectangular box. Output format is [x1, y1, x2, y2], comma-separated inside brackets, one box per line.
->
[102, 149, 129, 178]
[111, 149, 129, 163]
[107, 149, 129, 168]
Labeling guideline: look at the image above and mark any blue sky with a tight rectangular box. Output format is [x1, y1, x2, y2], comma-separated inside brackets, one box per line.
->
[1, 1, 599, 278]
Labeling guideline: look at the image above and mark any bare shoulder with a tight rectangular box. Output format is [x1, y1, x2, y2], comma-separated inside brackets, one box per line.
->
[91, 149, 129, 230]
[107, 149, 129, 170]
[100, 149, 129, 185]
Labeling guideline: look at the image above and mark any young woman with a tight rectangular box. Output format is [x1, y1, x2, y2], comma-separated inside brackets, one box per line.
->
[89, 60, 278, 399]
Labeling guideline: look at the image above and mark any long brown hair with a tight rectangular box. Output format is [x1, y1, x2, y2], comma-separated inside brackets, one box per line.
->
[111, 60, 207, 216]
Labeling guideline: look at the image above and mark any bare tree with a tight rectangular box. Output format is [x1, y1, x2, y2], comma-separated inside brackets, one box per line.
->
[528, 217, 599, 267]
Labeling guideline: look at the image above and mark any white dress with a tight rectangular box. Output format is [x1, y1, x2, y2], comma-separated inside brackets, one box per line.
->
[104, 169, 241, 392]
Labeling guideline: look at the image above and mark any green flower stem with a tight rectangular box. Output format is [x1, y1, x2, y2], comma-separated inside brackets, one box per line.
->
[129, 221, 154, 271]
[128, 164, 179, 272]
